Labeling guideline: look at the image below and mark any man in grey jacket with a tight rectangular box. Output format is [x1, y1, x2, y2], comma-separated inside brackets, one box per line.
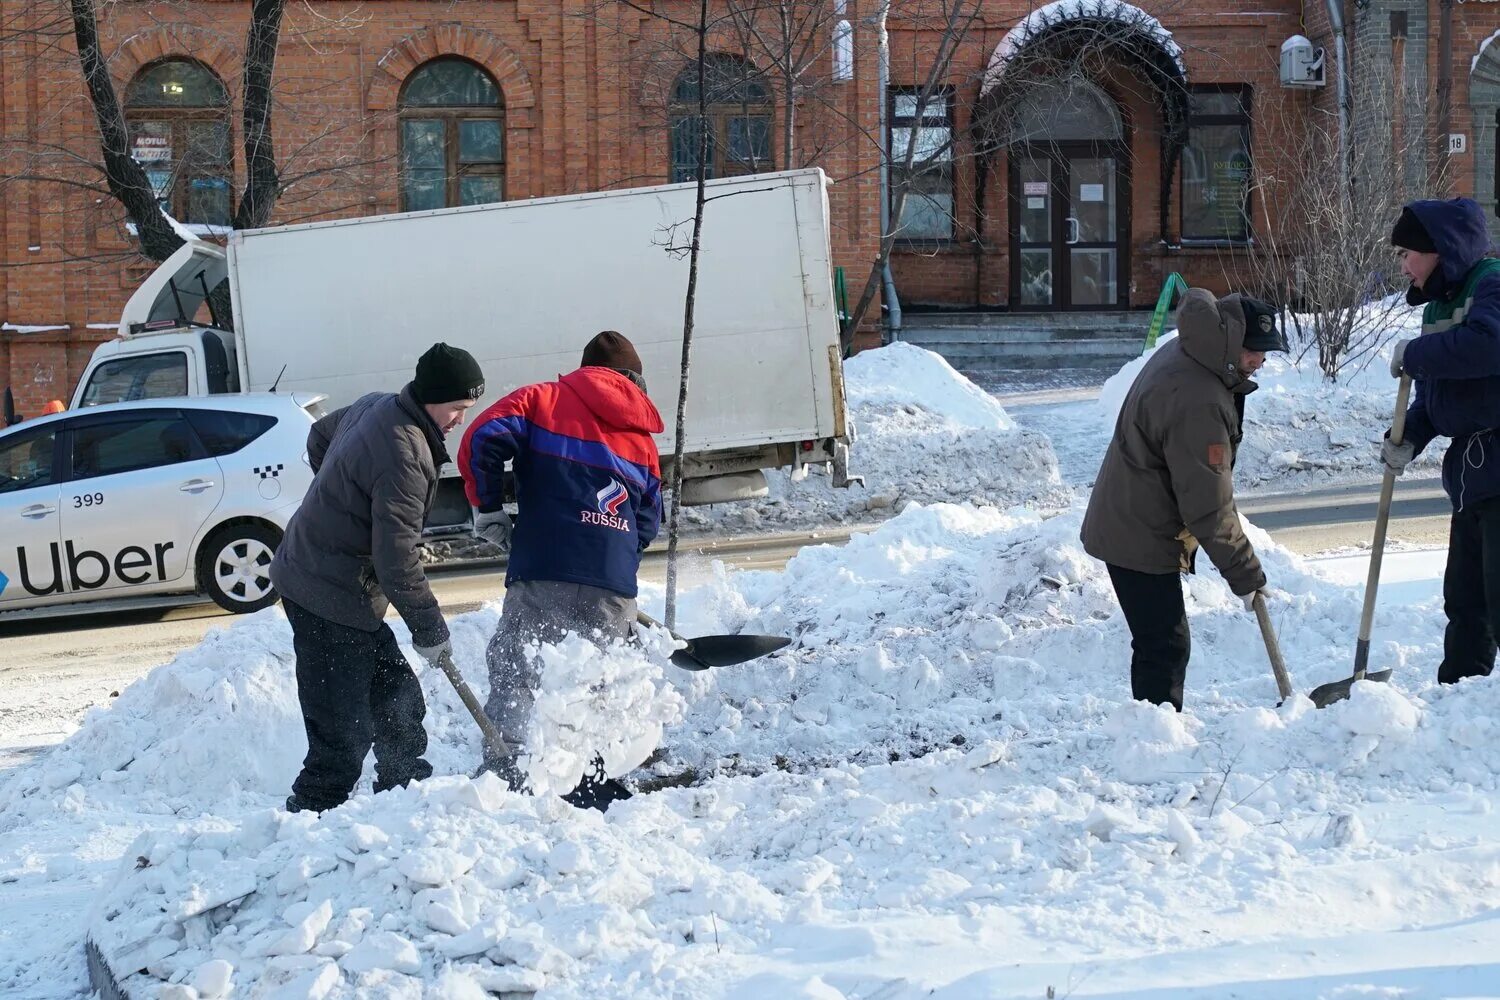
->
[272, 343, 484, 813]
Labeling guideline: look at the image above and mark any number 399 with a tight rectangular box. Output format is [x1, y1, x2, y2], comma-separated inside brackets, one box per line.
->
[73, 492, 104, 508]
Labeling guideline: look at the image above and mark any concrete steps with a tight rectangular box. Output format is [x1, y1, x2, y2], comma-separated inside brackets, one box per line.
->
[896, 310, 1156, 370]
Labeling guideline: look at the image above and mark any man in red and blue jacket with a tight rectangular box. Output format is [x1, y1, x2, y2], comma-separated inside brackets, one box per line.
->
[457, 331, 663, 803]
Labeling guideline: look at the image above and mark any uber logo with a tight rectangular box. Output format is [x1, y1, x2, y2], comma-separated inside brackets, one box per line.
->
[13, 541, 175, 596]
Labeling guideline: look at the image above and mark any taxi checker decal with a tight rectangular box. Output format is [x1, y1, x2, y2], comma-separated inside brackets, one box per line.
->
[579, 478, 631, 533]
[254, 464, 285, 480]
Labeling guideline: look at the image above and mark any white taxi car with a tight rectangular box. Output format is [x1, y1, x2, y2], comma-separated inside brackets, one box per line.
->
[0, 393, 322, 617]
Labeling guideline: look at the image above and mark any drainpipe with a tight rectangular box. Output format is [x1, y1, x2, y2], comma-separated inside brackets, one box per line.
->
[876, 0, 903, 341]
[1438, 0, 1454, 184]
[1323, 0, 1352, 197]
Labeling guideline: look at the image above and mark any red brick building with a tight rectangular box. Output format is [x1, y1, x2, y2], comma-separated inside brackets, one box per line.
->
[3, 0, 1500, 410]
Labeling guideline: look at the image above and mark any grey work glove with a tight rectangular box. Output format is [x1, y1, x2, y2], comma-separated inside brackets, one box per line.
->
[1382, 432, 1416, 475]
[1389, 338, 1414, 378]
[413, 639, 452, 668]
[472, 507, 512, 550]
[1240, 589, 1264, 613]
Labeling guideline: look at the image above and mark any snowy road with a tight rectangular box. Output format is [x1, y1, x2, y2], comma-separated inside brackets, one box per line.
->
[1239, 477, 1450, 550]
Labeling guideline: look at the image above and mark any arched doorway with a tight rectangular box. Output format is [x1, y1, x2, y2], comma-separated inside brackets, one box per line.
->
[1006, 78, 1129, 311]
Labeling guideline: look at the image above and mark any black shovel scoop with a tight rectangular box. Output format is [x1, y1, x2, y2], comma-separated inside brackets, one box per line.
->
[636, 611, 791, 670]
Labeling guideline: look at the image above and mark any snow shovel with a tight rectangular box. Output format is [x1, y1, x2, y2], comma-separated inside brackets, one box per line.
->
[1252, 592, 1295, 703]
[432, 649, 507, 759]
[1308, 374, 1410, 708]
[635, 611, 791, 670]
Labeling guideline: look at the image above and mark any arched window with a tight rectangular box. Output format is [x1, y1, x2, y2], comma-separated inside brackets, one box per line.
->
[1010, 77, 1123, 144]
[399, 58, 505, 211]
[670, 55, 772, 183]
[125, 60, 232, 226]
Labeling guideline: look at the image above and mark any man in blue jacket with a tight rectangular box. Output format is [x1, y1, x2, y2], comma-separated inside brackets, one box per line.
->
[1385, 198, 1500, 684]
[458, 331, 663, 806]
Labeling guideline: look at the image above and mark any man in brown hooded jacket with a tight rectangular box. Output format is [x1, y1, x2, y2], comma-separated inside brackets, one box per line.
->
[1081, 287, 1284, 710]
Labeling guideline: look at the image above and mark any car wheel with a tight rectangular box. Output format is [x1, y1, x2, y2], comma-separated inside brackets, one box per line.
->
[199, 522, 282, 614]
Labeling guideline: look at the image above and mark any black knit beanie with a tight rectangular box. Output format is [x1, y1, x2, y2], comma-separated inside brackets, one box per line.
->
[581, 331, 643, 376]
[413, 343, 485, 403]
[1391, 206, 1437, 254]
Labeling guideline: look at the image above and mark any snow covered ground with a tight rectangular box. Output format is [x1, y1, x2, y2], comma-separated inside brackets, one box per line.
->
[4, 501, 1492, 999]
[8, 329, 1498, 999]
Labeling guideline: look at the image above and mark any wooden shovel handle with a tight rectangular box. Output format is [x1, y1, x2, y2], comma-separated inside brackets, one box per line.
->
[1253, 592, 1294, 702]
[1355, 374, 1412, 678]
[434, 650, 507, 755]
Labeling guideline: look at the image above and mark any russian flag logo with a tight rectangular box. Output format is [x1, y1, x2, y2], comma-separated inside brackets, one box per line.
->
[596, 479, 628, 516]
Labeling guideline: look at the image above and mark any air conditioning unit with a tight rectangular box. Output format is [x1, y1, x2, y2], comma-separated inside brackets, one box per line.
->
[1281, 35, 1327, 89]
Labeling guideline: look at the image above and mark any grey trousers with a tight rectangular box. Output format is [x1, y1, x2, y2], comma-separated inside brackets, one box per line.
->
[482, 579, 636, 760]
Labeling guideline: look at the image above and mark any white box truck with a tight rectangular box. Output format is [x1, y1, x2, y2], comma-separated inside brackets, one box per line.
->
[67, 168, 857, 530]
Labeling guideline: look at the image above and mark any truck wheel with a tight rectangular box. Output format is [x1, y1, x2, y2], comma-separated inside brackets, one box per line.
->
[199, 522, 282, 614]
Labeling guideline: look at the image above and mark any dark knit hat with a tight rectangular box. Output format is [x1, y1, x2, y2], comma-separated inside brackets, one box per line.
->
[1239, 297, 1287, 353]
[1391, 206, 1437, 254]
[413, 343, 485, 404]
[581, 330, 643, 376]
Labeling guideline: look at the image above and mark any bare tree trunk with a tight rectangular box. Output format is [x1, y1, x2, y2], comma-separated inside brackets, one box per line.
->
[780, 1, 795, 168]
[663, 0, 711, 630]
[234, 0, 284, 231]
[69, 0, 184, 261]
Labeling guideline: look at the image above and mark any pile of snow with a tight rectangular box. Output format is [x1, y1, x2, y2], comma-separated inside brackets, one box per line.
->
[0, 614, 680, 829]
[1097, 304, 1438, 491]
[19, 498, 1500, 996]
[681, 343, 1065, 535]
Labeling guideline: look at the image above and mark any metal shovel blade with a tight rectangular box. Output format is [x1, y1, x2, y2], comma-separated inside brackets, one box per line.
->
[1308, 668, 1394, 709]
[636, 611, 791, 670]
[669, 633, 791, 671]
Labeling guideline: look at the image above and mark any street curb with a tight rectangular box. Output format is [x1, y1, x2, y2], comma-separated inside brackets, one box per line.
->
[86, 937, 133, 1000]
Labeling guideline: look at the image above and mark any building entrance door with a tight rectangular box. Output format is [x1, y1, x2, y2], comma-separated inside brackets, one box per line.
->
[1010, 144, 1128, 310]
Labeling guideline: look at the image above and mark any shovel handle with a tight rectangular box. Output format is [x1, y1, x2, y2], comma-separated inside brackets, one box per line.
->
[1356, 374, 1412, 678]
[433, 651, 507, 755]
[637, 609, 687, 643]
[1252, 592, 1294, 702]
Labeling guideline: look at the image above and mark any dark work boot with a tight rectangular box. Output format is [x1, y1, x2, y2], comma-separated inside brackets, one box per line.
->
[473, 754, 530, 794]
[561, 756, 633, 813]
[284, 794, 321, 815]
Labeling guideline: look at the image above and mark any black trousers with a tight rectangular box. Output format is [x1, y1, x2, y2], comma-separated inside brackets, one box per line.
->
[1440, 499, 1500, 684]
[1106, 564, 1191, 711]
[284, 598, 432, 811]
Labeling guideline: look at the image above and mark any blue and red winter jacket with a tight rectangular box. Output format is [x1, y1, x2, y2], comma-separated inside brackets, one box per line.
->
[1398, 198, 1500, 509]
[458, 367, 664, 597]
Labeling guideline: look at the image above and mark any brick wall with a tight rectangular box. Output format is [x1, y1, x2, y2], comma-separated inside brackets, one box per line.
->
[3, 0, 1496, 392]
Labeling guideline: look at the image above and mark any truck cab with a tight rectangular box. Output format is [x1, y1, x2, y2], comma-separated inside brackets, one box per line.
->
[71, 241, 240, 410]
